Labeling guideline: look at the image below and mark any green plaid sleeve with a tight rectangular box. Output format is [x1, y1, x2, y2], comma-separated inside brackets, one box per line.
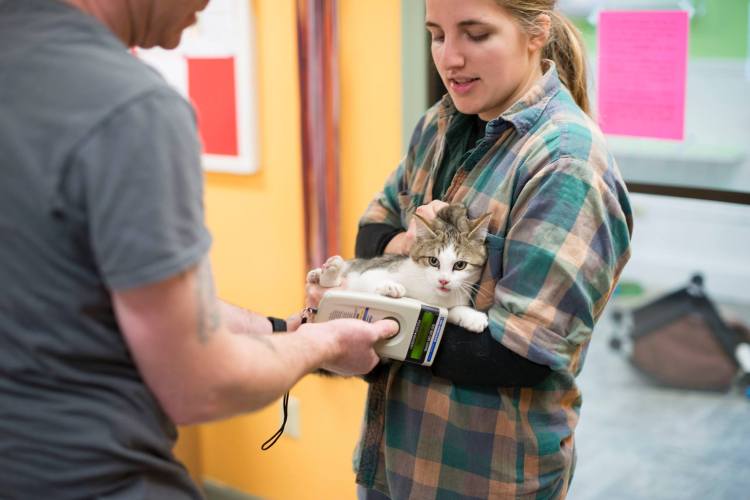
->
[488, 156, 632, 373]
[358, 159, 409, 229]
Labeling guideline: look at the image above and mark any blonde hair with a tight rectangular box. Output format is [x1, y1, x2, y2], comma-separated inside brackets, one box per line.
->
[498, 1, 590, 115]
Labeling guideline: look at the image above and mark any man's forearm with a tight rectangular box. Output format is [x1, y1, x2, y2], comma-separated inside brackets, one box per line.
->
[118, 258, 390, 426]
[117, 291, 330, 426]
[167, 318, 386, 424]
[177, 325, 336, 424]
[219, 300, 273, 335]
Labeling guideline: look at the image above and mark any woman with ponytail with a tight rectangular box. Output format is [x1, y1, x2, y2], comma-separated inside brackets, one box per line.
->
[330, 1, 632, 498]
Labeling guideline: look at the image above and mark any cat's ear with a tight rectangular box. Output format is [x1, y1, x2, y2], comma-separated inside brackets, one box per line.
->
[467, 212, 492, 241]
[412, 213, 437, 239]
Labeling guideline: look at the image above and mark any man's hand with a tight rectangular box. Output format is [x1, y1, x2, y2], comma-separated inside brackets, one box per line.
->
[384, 200, 449, 255]
[299, 318, 398, 376]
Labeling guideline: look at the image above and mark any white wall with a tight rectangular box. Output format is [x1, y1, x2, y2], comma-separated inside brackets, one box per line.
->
[623, 193, 750, 304]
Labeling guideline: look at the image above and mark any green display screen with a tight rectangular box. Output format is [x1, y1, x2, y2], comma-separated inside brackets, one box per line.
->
[408, 310, 435, 361]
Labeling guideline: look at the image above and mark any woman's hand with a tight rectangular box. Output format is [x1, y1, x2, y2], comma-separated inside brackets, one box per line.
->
[285, 312, 303, 332]
[384, 200, 449, 255]
[304, 278, 347, 310]
[303, 255, 348, 310]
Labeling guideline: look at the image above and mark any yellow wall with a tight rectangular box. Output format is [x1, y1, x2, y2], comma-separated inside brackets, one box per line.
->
[338, 2, 404, 250]
[192, 1, 403, 499]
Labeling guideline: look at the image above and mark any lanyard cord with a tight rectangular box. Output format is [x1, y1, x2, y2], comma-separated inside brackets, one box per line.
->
[261, 308, 316, 450]
[260, 391, 289, 450]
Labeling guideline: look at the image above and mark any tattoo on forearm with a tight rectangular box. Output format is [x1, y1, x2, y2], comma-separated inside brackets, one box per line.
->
[196, 259, 221, 343]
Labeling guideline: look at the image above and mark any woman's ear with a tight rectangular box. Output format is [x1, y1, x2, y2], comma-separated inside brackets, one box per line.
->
[529, 13, 551, 52]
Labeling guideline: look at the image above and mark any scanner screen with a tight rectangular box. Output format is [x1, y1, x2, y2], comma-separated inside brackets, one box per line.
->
[408, 310, 435, 361]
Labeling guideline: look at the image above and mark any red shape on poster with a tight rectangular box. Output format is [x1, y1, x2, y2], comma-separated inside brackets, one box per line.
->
[187, 57, 238, 156]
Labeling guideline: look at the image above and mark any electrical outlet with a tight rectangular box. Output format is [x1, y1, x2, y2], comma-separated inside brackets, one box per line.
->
[281, 395, 301, 439]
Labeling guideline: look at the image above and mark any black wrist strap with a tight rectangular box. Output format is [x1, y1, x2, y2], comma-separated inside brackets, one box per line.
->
[267, 316, 287, 333]
[261, 314, 298, 450]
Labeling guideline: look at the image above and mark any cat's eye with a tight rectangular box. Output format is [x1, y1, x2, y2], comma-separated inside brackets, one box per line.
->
[428, 257, 440, 268]
[453, 261, 467, 271]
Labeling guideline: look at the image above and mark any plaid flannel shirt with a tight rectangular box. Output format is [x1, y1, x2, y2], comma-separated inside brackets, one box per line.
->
[355, 62, 633, 499]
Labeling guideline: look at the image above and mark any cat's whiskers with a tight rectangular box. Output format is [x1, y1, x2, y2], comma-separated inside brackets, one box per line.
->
[460, 280, 497, 307]
[473, 283, 495, 303]
[456, 281, 480, 300]
[458, 281, 480, 294]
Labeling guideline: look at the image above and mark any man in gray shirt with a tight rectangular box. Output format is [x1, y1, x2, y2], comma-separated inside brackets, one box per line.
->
[0, 1, 397, 498]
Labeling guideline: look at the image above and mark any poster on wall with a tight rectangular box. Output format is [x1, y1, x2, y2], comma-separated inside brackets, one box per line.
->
[597, 10, 689, 140]
[137, 0, 259, 174]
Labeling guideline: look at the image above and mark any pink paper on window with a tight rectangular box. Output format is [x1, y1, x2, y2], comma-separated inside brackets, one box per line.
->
[597, 10, 690, 140]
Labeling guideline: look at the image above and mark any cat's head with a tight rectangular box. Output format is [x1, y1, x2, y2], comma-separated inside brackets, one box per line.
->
[409, 204, 491, 299]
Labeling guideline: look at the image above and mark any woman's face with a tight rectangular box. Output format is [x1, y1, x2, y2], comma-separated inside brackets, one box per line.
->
[426, 0, 545, 121]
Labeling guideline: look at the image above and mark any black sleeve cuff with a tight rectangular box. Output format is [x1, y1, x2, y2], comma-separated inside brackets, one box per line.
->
[430, 323, 551, 387]
[355, 223, 404, 259]
[362, 361, 388, 384]
[267, 316, 287, 333]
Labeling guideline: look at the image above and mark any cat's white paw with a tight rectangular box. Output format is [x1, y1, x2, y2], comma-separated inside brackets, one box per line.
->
[319, 255, 345, 287]
[306, 268, 322, 284]
[375, 281, 406, 298]
[447, 306, 488, 333]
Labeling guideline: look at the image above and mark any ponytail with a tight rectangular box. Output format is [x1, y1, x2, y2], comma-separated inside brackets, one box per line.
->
[543, 11, 590, 115]
[499, 1, 591, 115]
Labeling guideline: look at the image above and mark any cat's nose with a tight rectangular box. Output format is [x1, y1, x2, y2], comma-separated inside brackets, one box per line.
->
[438, 279, 449, 286]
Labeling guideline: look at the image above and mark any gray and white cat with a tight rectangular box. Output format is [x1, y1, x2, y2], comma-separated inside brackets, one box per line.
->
[307, 204, 491, 332]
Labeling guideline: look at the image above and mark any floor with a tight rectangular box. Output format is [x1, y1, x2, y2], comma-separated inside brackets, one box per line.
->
[568, 302, 750, 500]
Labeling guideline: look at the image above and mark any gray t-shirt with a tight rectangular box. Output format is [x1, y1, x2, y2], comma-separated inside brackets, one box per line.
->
[0, 1, 211, 498]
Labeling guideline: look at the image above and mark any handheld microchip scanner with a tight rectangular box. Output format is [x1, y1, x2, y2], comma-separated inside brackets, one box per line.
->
[315, 290, 448, 366]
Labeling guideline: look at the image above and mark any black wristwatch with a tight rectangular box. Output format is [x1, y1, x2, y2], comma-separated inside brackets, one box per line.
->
[267, 316, 287, 333]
